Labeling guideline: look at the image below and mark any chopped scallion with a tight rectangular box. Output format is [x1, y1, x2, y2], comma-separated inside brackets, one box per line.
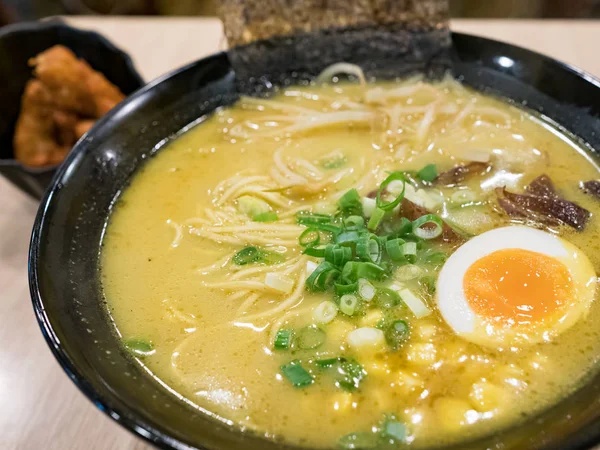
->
[367, 207, 385, 231]
[303, 245, 326, 257]
[335, 359, 366, 391]
[335, 230, 362, 246]
[315, 357, 345, 369]
[375, 288, 401, 309]
[335, 281, 358, 296]
[344, 215, 365, 230]
[299, 228, 321, 248]
[232, 246, 262, 265]
[401, 241, 417, 263]
[384, 320, 410, 351]
[313, 301, 338, 324]
[399, 288, 432, 318]
[338, 189, 363, 216]
[325, 244, 353, 268]
[296, 211, 332, 226]
[297, 325, 326, 349]
[356, 234, 382, 264]
[281, 361, 314, 388]
[305, 261, 341, 291]
[339, 294, 358, 316]
[385, 238, 406, 262]
[342, 261, 385, 282]
[125, 339, 155, 356]
[417, 164, 438, 182]
[253, 211, 278, 222]
[382, 419, 407, 441]
[358, 278, 375, 301]
[412, 214, 443, 240]
[376, 172, 407, 211]
[321, 153, 347, 170]
[274, 329, 293, 350]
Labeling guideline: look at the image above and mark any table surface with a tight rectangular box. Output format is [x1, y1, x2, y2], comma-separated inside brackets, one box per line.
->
[2, 17, 600, 450]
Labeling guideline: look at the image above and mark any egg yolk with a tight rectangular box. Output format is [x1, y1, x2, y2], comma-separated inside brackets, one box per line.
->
[463, 248, 573, 326]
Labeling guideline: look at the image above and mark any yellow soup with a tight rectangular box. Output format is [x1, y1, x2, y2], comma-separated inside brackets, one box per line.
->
[102, 76, 600, 448]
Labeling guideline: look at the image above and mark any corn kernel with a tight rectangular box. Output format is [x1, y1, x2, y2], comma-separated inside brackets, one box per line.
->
[360, 309, 384, 328]
[406, 343, 437, 366]
[331, 392, 356, 414]
[469, 380, 505, 411]
[393, 370, 424, 393]
[434, 397, 479, 433]
[364, 360, 391, 377]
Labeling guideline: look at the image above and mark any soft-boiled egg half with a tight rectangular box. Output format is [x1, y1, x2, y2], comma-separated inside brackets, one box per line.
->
[437, 226, 597, 347]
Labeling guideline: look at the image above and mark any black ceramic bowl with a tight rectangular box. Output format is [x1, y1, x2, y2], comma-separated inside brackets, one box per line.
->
[0, 20, 144, 199]
[30, 34, 600, 450]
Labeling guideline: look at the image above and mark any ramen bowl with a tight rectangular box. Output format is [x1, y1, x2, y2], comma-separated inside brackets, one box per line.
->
[29, 33, 600, 450]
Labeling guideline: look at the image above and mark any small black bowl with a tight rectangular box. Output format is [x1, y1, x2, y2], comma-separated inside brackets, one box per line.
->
[0, 19, 144, 199]
[29, 33, 600, 450]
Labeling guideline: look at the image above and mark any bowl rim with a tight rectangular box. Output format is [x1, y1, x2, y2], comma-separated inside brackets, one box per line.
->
[0, 18, 145, 174]
[29, 32, 600, 450]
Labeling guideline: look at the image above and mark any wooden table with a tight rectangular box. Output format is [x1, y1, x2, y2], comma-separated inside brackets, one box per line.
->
[2, 17, 599, 450]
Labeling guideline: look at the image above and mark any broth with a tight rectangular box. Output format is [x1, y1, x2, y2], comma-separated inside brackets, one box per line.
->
[102, 76, 600, 448]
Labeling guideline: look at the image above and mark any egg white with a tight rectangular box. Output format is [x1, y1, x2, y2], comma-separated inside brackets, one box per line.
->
[437, 226, 597, 347]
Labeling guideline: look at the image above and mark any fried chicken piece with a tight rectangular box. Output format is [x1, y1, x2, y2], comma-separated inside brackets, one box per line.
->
[30, 45, 125, 117]
[13, 80, 70, 167]
[13, 45, 126, 167]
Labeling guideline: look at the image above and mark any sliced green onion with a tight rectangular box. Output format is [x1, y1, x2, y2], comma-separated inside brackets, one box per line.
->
[315, 357, 345, 369]
[305, 261, 341, 291]
[420, 275, 436, 294]
[313, 301, 338, 324]
[297, 325, 326, 349]
[299, 228, 321, 248]
[335, 230, 362, 245]
[303, 245, 326, 257]
[281, 360, 314, 388]
[261, 250, 286, 265]
[340, 294, 358, 316]
[375, 288, 401, 309]
[274, 329, 293, 350]
[382, 419, 407, 441]
[417, 164, 438, 182]
[426, 252, 446, 264]
[358, 278, 376, 301]
[325, 244, 353, 268]
[399, 288, 432, 318]
[395, 264, 423, 281]
[335, 359, 366, 391]
[342, 261, 385, 282]
[401, 242, 417, 263]
[412, 214, 443, 240]
[296, 211, 332, 226]
[338, 432, 380, 449]
[385, 238, 406, 262]
[253, 211, 278, 222]
[385, 320, 410, 351]
[376, 172, 406, 211]
[125, 339, 155, 356]
[344, 215, 365, 229]
[321, 153, 347, 169]
[335, 281, 358, 296]
[232, 246, 262, 265]
[392, 217, 413, 236]
[367, 207, 386, 231]
[338, 189, 363, 216]
[356, 234, 382, 263]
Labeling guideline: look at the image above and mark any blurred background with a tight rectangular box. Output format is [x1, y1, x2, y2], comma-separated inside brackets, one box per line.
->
[1, 0, 600, 24]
